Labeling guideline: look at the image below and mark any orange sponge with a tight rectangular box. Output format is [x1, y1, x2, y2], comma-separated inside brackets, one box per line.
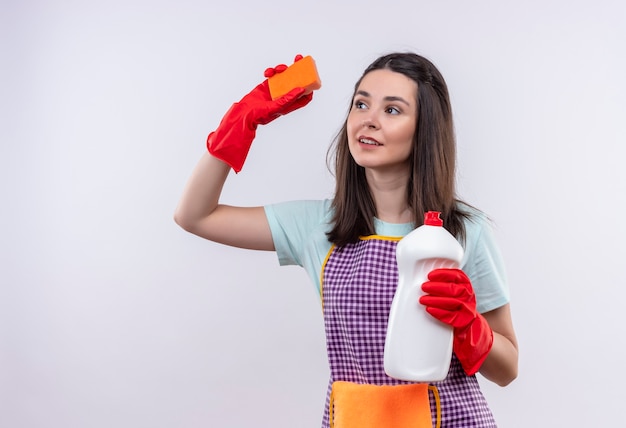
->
[268, 55, 322, 100]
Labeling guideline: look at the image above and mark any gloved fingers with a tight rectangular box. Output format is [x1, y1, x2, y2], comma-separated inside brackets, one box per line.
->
[284, 91, 313, 112]
[428, 268, 471, 284]
[419, 294, 476, 318]
[421, 280, 473, 299]
[274, 87, 306, 105]
[419, 294, 467, 312]
[263, 63, 288, 78]
[423, 306, 451, 323]
[247, 79, 309, 112]
[264, 54, 305, 78]
[273, 87, 313, 115]
[274, 63, 288, 73]
[422, 303, 475, 329]
[254, 88, 311, 125]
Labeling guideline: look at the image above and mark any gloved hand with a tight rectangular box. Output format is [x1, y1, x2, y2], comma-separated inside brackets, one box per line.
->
[207, 55, 313, 173]
[419, 268, 494, 376]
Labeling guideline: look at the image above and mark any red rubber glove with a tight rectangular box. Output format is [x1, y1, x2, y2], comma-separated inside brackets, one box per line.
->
[207, 55, 313, 173]
[419, 268, 494, 376]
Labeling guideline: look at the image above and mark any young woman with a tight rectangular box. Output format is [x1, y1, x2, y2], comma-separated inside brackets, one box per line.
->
[175, 52, 518, 427]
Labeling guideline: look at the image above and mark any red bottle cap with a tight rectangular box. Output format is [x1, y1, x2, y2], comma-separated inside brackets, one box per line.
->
[424, 211, 443, 226]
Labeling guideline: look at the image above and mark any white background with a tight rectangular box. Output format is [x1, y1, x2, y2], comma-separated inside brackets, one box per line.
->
[2, 0, 625, 427]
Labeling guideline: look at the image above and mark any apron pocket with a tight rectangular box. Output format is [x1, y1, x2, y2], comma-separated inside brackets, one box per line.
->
[329, 381, 439, 428]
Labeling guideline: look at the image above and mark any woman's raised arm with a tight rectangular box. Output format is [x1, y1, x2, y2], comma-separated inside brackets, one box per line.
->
[174, 152, 275, 250]
[174, 56, 314, 250]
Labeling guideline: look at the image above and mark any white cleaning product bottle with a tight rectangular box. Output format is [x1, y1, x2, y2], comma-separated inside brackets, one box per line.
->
[384, 211, 464, 382]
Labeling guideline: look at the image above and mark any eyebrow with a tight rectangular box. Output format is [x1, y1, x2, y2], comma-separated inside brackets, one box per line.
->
[355, 90, 412, 106]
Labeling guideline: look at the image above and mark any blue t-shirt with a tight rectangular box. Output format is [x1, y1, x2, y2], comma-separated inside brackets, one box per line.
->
[264, 199, 509, 313]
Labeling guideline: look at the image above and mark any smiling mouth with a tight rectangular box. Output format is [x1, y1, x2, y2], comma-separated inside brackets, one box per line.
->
[359, 137, 381, 146]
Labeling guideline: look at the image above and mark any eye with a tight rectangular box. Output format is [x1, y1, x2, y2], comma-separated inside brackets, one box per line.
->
[385, 106, 401, 115]
[353, 100, 367, 110]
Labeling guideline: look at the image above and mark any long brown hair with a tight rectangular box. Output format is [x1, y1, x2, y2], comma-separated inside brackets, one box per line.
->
[326, 52, 471, 247]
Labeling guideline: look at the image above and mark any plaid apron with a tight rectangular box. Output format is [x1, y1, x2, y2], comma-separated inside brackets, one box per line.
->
[321, 237, 497, 427]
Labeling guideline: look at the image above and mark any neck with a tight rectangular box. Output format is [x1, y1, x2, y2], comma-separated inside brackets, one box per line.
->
[366, 168, 412, 224]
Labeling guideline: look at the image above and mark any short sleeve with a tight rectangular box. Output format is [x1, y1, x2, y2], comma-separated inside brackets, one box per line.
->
[461, 214, 510, 314]
[264, 200, 334, 295]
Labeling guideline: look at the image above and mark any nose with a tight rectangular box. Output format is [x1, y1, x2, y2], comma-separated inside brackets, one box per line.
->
[362, 117, 379, 129]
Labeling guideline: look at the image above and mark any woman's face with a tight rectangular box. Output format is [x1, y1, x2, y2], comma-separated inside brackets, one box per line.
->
[346, 69, 418, 173]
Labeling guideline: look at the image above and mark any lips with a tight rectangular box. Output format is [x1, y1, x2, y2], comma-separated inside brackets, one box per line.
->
[358, 136, 381, 146]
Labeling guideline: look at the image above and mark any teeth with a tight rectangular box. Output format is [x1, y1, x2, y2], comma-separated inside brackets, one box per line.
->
[360, 138, 379, 145]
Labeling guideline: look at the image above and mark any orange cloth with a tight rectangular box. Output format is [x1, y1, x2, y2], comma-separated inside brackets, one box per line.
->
[329, 381, 434, 428]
